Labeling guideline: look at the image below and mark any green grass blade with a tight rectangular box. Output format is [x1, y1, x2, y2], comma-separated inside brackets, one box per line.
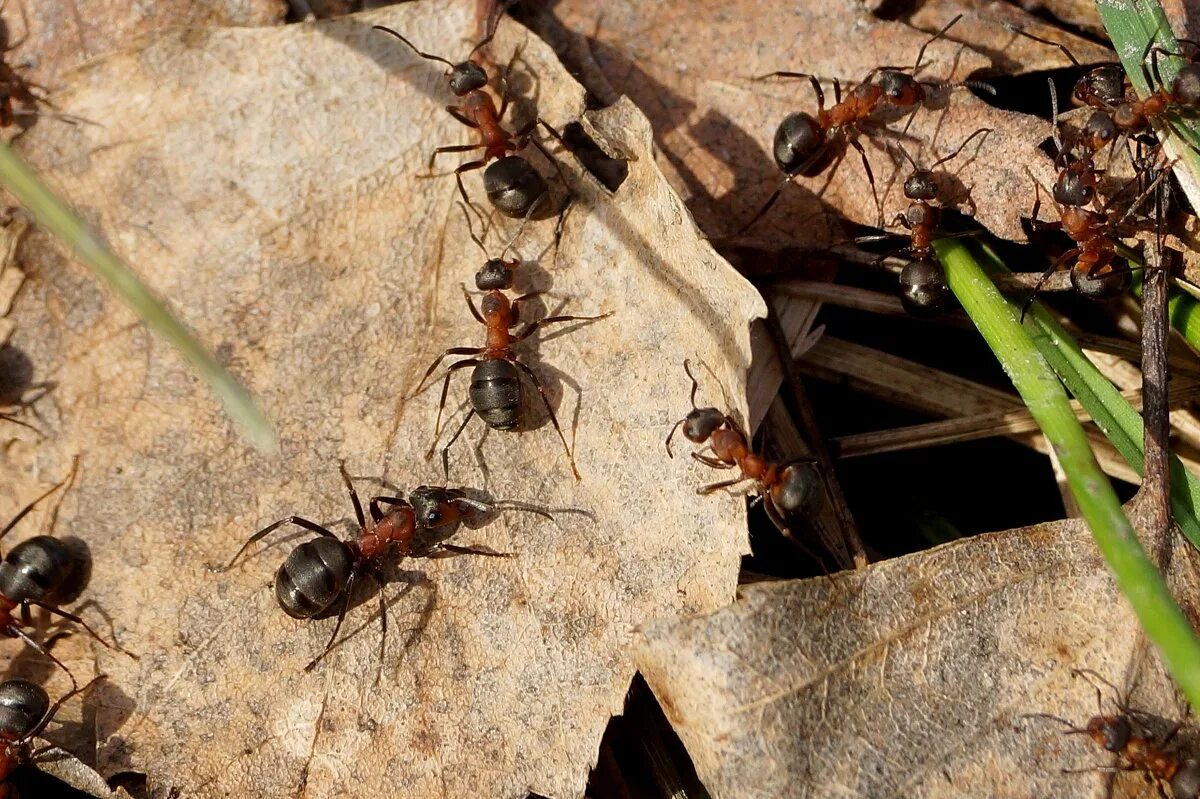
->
[934, 236, 1200, 710]
[0, 142, 277, 453]
[973, 242, 1200, 548]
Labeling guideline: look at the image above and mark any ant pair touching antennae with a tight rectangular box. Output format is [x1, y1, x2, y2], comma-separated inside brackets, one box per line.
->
[373, 0, 568, 221]
[217, 463, 551, 675]
[412, 203, 611, 481]
[737, 14, 994, 237]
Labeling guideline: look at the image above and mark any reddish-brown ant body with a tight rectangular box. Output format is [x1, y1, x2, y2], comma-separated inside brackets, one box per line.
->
[413, 206, 611, 481]
[1028, 669, 1200, 799]
[856, 128, 990, 316]
[0, 465, 126, 690]
[218, 465, 540, 673]
[739, 15, 989, 234]
[666, 361, 822, 535]
[0, 675, 105, 799]
[373, 4, 560, 219]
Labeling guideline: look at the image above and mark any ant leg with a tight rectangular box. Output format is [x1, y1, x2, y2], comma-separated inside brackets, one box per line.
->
[218, 516, 340, 572]
[509, 292, 544, 325]
[23, 674, 105, 745]
[511, 311, 614, 342]
[762, 495, 829, 566]
[847, 137, 882, 228]
[698, 476, 755, 495]
[454, 165, 490, 227]
[24, 601, 132, 657]
[692, 452, 735, 470]
[373, 578, 387, 687]
[445, 106, 479, 129]
[509, 357, 580, 481]
[439, 408, 476, 479]
[338, 461, 366, 529]
[426, 359, 482, 459]
[496, 45, 525, 122]
[0, 472, 72, 541]
[1002, 24, 1083, 68]
[753, 70, 813, 81]
[428, 143, 483, 171]
[411, 347, 485, 397]
[0, 411, 39, 435]
[461, 284, 485, 324]
[8, 625, 78, 691]
[369, 496, 407, 522]
[304, 570, 358, 673]
[1020, 249, 1079, 322]
[913, 13, 964, 74]
[419, 542, 512, 559]
[731, 174, 794, 236]
[830, 77, 841, 106]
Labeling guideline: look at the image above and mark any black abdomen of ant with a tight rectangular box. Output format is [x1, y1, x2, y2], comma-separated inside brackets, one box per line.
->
[0, 680, 48, 741]
[469, 359, 522, 429]
[275, 538, 356, 620]
[484, 155, 549, 219]
[0, 536, 75, 605]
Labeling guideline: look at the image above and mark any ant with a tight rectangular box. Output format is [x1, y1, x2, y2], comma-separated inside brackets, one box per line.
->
[0, 462, 128, 690]
[665, 361, 823, 538]
[412, 204, 611, 481]
[1004, 25, 1129, 112]
[373, 2, 564, 220]
[0, 1, 47, 129]
[217, 464, 544, 673]
[0, 675, 106, 797]
[854, 127, 991, 316]
[1026, 668, 1200, 799]
[738, 15, 991, 235]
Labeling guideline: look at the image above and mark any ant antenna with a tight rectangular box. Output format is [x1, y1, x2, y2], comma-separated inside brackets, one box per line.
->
[459, 201, 490, 256]
[372, 26, 456, 69]
[683, 359, 701, 409]
[466, 0, 521, 60]
[0, 463, 75, 541]
[1002, 23, 1084, 69]
[912, 14, 963, 77]
[891, 142, 921, 172]
[931, 127, 991, 169]
[497, 209, 531, 259]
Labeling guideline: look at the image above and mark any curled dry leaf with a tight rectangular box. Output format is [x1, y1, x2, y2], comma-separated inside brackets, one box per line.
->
[528, 0, 1057, 247]
[1, 2, 765, 796]
[635, 498, 1200, 799]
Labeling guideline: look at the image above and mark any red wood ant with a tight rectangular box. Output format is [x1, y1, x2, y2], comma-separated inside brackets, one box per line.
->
[854, 127, 991, 316]
[666, 361, 823, 537]
[217, 464, 543, 673]
[412, 204, 611, 481]
[738, 15, 991, 235]
[0, 674, 105, 798]
[0, 463, 128, 690]
[372, 3, 562, 220]
[0, 2, 47, 129]
[1027, 668, 1200, 798]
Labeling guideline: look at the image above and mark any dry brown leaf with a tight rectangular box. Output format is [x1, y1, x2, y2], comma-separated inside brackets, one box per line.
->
[1, 2, 765, 795]
[529, 0, 1056, 246]
[10, 0, 285, 91]
[636, 501, 1200, 799]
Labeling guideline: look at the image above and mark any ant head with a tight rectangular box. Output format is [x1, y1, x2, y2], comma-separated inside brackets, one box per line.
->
[475, 258, 515, 291]
[0, 679, 49, 742]
[773, 112, 824, 173]
[877, 70, 923, 106]
[1081, 110, 1117, 147]
[682, 407, 726, 444]
[899, 259, 952, 317]
[1174, 64, 1200, 106]
[409, 486, 461, 528]
[1071, 262, 1130, 299]
[1085, 714, 1131, 753]
[447, 61, 488, 95]
[771, 461, 823, 517]
[1052, 167, 1094, 207]
[1076, 65, 1126, 106]
[903, 169, 938, 201]
[1172, 760, 1200, 799]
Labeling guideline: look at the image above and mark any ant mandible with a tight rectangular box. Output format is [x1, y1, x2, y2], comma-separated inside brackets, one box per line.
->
[855, 127, 991, 316]
[0, 462, 128, 690]
[372, 2, 562, 220]
[1026, 668, 1200, 799]
[738, 15, 989, 235]
[217, 464, 536, 673]
[665, 361, 823, 537]
[412, 204, 611, 481]
[0, 675, 106, 798]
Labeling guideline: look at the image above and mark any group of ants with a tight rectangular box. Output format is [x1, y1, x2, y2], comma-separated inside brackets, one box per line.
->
[0, 0, 1197, 794]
